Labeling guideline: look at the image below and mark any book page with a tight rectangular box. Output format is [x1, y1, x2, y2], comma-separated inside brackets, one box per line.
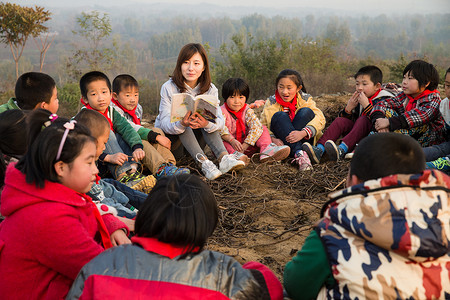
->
[170, 93, 195, 123]
[194, 95, 218, 123]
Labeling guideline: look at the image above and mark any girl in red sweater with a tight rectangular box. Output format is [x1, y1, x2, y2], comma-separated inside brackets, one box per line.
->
[0, 109, 129, 299]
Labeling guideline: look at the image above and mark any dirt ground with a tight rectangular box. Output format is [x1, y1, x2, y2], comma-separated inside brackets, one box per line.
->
[168, 93, 352, 281]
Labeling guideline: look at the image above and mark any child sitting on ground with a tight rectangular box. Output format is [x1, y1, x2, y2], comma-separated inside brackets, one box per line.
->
[80, 71, 155, 193]
[260, 69, 326, 171]
[303, 65, 394, 163]
[0, 109, 129, 299]
[0, 71, 59, 114]
[111, 74, 189, 178]
[284, 133, 450, 299]
[423, 67, 450, 172]
[220, 78, 290, 163]
[74, 109, 149, 221]
[371, 60, 446, 146]
[67, 174, 283, 300]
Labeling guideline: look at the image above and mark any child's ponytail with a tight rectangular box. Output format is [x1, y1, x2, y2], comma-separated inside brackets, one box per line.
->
[16, 109, 95, 188]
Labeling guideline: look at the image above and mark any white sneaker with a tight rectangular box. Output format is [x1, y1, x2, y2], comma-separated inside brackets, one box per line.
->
[260, 143, 291, 162]
[232, 151, 250, 166]
[196, 153, 222, 180]
[219, 153, 246, 174]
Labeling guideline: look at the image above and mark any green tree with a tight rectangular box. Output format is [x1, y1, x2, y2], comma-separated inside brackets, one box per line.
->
[65, 11, 114, 79]
[0, 2, 51, 78]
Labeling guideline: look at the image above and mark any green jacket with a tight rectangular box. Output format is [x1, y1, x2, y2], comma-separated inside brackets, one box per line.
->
[0, 98, 20, 113]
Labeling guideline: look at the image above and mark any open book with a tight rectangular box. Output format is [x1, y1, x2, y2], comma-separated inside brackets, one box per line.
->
[170, 93, 218, 123]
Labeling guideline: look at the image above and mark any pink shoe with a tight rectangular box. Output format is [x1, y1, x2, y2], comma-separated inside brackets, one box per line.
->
[260, 143, 291, 162]
[292, 150, 313, 171]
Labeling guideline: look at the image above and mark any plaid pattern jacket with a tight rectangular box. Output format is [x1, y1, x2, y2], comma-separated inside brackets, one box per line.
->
[371, 91, 446, 144]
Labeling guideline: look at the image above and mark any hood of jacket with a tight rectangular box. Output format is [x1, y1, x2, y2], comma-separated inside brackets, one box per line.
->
[1, 164, 90, 217]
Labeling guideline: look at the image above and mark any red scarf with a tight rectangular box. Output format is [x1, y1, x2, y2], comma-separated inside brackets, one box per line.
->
[86, 196, 113, 249]
[80, 97, 114, 131]
[275, 90, 298, 121]
[405, 89, 435, 111]
[224, 102, 247, 143]
[131, 236, 199, 259]
[111, 98, 141, 125]
[368, 89, 381, 105]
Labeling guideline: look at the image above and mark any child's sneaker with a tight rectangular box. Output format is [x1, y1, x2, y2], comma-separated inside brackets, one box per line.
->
[155, 163, 190, 179]
[292, 150, 312, 171]
[232, 151, 250, 166]
[260, 143, 290, 162]
[119, 171, 157, 194]
[302, 142, 323, 164]
[325, 140, 345, 161]
[219, 153, 246, 174]
[426, 157, 450, 172]
[196, 153, 222, 180]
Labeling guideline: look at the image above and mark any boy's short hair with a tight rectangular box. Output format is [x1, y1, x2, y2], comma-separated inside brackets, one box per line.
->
[354, 65, 383, 85]
[350, 133, 425, 182]
[79, 71, 111, 99]
[74, 109, 110, 139]
[15, 72, 56, 110]
[446, 67, 450, 77]
[221, 78, 250, 100]
[112, 74, 139, 94]
[403, 60, 439, 91]
[135, 174, 218, 256]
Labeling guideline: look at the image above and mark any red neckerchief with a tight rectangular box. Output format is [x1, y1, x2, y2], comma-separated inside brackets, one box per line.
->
[368, 89, 381, 105]
[131, 236, 199, 259]
[225, 102, 247, 143]
[275, 90, 297, 121]
[80, 97, 114, 131]
[86, 196, 113, 249]
[111, 98, 140, 125]
[405, 89, 435, 111]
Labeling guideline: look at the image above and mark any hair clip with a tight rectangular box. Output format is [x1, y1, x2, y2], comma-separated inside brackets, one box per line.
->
[56, 120, 77, 161]
[44, 113, 59, 128]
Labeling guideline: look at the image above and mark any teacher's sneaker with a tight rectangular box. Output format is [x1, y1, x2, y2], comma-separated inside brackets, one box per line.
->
[260, 143, 291, 162]
[219, 153, 246, 173]
[196, 153, 222, 180]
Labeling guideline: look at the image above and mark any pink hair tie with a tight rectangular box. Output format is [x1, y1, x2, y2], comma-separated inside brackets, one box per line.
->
[56, 120, 76, 161]
[43, 113, 58, 128]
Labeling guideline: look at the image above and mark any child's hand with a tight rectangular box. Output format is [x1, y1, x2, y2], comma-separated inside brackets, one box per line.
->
[156, 135, 171, 150]
[374, 118, 390, 132]
[117, 216, 135, 232]
[286, 130, 307, 143]
[249, 99, 266, 109]
[181, 111, 192, 127]
[105, 153, 128, 166]
[189, 113, 208, 129]
[345, 91, 359, 112]
[230, 138, 244, 152]
[132, 148, 145, 162]
[358, 92, 370, 108]
[110, 229, 131, 246]
[271, 137, 284, 146]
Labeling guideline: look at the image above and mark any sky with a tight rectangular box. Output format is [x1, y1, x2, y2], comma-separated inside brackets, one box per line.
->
[15, 0, 450, 14]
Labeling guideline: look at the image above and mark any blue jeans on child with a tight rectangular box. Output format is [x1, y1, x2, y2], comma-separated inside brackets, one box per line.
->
[102, 178, 148, 210]
[104, 130, 136, 178]
[270, 108, 315, 156]
[423, 141, 450, 161]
